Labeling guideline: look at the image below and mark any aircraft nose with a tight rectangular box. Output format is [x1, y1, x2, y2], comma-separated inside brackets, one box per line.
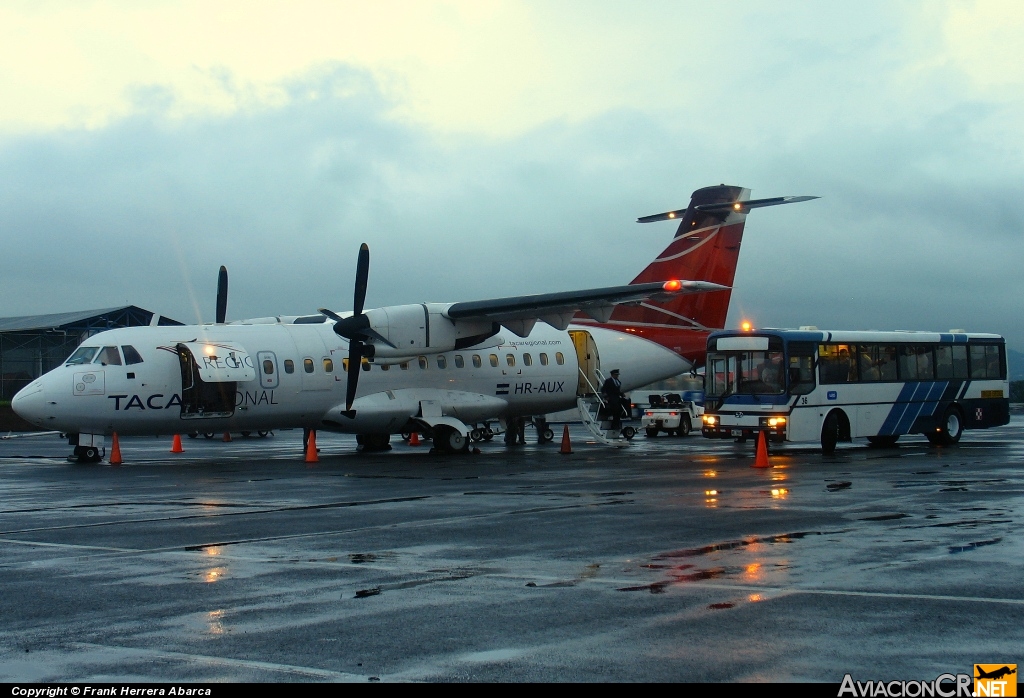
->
[11, 382, 46, 426]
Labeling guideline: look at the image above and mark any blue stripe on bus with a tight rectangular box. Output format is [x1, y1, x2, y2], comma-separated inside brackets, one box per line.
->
[879, 382, 920, 435]
[894, 382, 936, 433]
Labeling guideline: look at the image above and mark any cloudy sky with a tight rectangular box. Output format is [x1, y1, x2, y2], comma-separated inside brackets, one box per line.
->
[1, 1, 1022, 347]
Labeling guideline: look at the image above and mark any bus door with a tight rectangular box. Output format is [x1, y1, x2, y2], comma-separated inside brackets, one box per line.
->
[568, 329, 601, 396]
[176, 342, 256, 419]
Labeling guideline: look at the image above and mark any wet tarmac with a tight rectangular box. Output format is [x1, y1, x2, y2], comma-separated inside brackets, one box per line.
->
[0, 420, 1022, 682]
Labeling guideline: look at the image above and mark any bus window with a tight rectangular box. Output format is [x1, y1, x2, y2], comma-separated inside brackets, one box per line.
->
[819, 344, 856, 384]
[899, 345, 933, 381]
[951, 345, 968, 378]
[96, 346, 123, 366]
[787, 355, 815, 394]
[858, 345, 897, 382]
[489, 354, 498, 367]
[454, 355, 465, 368]
[121, 345, 144, 365]
[540, 353, 549, 366]
[970, 345, 1002, 379]
[935, 345, 954, 379]
[472, 355, 482, 368]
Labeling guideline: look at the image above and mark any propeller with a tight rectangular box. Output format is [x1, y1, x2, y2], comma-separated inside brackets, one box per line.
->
[215, 266, 228, 324]
[319, 244, 396, 416]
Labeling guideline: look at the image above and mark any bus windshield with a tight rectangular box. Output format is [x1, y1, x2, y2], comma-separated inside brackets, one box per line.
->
[706, 351, 785, 397]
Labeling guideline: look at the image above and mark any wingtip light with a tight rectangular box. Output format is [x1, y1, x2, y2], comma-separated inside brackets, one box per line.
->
[662, 280, 683, 292]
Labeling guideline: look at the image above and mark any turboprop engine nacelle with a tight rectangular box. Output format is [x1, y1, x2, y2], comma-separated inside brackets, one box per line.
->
[362, 303, 499, 358]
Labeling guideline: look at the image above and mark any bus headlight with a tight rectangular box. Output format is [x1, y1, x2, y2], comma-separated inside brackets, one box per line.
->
[703, 415, 717, 426]
[760, 416, 787, 428]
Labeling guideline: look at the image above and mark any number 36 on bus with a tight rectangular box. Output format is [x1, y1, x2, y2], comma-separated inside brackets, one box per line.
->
[700, 328, 1010, 454]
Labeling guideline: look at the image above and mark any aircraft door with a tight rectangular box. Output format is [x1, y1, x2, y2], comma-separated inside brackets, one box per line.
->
[256, 351, 279, 390]
[177, 344, 237, 419]
[568, 330, 601, 396]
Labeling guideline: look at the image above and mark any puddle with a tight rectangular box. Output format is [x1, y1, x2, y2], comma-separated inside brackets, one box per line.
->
[708, 602, 735, 610]
[859, 513, 909, 521]
[826, 482, 852, 491]
[354, 587, 381, 598]
[948, 537, 1002, 554]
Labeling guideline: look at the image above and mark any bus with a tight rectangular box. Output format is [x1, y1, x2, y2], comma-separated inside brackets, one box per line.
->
[699, 328, 1010, 453]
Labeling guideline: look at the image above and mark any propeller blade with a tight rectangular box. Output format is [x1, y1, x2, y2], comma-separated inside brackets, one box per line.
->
[361, 326, 397, 349]
[318, 307, 344, 323]
[353, 243, 369, 317]
[345, 340, 362, 413]
[216, 266, 228, 324]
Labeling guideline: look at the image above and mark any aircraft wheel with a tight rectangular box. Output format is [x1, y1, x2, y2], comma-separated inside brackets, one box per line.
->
[187, 432, 198, 439]
[483, 428, 494, 441]
[240, 431, 251, 438]
[622, 426, 636, 440]
[258, 431, 270, 438]
[679, 416, 692, 436]
[75, 446, 101, 463]
[470, 428, 483, 442]
[540, 428, 554, 442]
[436, 427, 468, 453]
[203, 433, 215, 439]
[645, 428, 659, 438]
[401, 432, 412, 442]
[936, 407, 963, 445]
[821, 412, 841, 455]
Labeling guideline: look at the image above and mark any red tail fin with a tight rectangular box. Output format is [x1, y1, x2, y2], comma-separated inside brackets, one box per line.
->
[574, 184, 776, 366]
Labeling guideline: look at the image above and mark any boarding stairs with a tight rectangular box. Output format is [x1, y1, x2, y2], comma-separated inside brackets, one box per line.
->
[576, 368, 629, 448]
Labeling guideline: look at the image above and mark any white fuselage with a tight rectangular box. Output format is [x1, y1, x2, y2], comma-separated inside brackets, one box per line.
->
[13, 320, 689, 437]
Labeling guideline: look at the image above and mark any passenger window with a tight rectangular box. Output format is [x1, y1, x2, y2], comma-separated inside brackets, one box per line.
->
[489, 354, 498, 367]
[323, 358, 334, 373]
[342, 358, 349, 372]
[303, 358, 314, 373]
[540, 353, 548, 366]
[96, 346, 123, 366]
[506, 354, 515, 367]
[787, 354, 815, 394]
[858, 345, 897, 382]
[818, 344, 857, 384]
[66, 346, 100, 365]
[418, 356, 428, 370]
[934, 345, 954, 380]
[472, 355, 482, 368]
[899, 345, 933, 381]
[284, 359, 295, 374]
[263, 359, 274, 375]
[970, 344, 1003, 379]
[400, 362, 409, 370]
[523, 353, 532, 366]
[437, 355, 447, 369]
[951, 345, 968, 378]
[121, 345, 144, 365]
[454, 355, 465, 368]
[381, 363, 390, 371]
[361, 359, 371, 372]
[555, 352, 564, 365]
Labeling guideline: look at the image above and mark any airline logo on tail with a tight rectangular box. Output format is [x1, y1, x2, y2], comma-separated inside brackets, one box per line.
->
[574, 184, 817, 366]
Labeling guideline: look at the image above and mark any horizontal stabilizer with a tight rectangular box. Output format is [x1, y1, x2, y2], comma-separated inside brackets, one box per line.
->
[638, 195, 818, 223]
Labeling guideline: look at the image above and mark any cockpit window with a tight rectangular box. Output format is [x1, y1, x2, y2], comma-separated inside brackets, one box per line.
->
[122, 345, 144, 365]
[95, 346, 122, 365]
[66, 346, 99, 365]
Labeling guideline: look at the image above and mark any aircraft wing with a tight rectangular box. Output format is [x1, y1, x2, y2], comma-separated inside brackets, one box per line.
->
[445, 280, 727, 335]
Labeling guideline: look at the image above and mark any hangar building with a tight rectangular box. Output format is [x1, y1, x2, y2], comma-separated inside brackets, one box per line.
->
[0, 306, 181, 400]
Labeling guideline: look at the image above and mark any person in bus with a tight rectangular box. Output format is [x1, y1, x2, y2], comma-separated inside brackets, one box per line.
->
[760, 352, 784, 392]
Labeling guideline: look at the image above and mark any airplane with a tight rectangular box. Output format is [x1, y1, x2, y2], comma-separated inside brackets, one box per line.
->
[975, 667, 1016, 681]
[11, 184, 816, 461]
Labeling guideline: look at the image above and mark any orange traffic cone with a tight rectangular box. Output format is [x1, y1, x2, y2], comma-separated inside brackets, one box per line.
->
[560, 425, 572, 454]
[305, 429, 319, 463]
[110, 432, 122, 465]
[753, 430, 771, 468]
[222, 431, 232, 442]
[409, 431, 420, 446]
[171, 434, 184, 453]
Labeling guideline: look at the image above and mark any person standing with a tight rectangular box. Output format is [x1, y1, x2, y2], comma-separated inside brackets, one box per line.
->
[601, 369, 624, 432]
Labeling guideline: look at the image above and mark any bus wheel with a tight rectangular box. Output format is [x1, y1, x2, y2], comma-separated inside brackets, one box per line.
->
[937, 407, 963, 445]
[821, 412, 841, 454]
[867, 435, 899, 448]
